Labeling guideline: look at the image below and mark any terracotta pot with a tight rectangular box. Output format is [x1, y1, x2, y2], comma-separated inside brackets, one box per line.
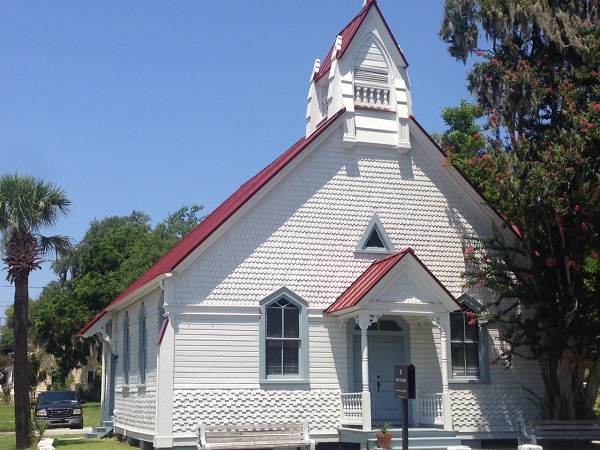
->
[376, 431, 393, 449]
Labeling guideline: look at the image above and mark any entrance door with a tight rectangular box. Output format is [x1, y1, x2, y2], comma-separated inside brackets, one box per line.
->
[353, 325, 406, 423]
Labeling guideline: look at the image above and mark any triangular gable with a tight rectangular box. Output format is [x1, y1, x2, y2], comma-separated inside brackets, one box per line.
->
[77, 109, 346, 337]
[323, 248, 460, 315]
[313, 0, 408, 83]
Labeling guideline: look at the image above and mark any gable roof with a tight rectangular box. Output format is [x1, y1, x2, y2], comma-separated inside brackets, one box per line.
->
[323, 248, 459, 315]
[77, 108, 346, 337]
[313, 0, 408, 83]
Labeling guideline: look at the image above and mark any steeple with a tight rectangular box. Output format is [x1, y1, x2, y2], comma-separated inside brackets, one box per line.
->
[305, 0, 412, 153]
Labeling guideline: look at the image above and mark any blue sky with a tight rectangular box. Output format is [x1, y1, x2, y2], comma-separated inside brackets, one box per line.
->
[0, 1, 471, 319]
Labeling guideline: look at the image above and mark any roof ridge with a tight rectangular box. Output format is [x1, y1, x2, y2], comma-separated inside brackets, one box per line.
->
[77, 109, 347, 337]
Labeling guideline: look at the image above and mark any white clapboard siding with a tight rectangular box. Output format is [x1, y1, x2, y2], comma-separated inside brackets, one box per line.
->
[407, 319, 443, 393]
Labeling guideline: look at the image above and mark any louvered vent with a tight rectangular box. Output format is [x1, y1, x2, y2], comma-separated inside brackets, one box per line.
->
[354, 38, 391, 108]
[354, 67, 388, 85]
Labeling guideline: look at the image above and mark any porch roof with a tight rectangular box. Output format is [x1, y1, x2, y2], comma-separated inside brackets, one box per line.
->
[323, 248, 460, 315]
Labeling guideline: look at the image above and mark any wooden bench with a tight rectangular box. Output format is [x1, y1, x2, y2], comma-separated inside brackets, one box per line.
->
[519, 418, 600, 445]
[198, 421, 315, 450]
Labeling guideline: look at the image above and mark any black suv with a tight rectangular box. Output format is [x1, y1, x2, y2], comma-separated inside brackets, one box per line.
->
[33, 390, 84, 429]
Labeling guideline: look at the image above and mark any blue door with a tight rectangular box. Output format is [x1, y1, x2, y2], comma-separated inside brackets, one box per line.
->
[353, 320, 408, 424]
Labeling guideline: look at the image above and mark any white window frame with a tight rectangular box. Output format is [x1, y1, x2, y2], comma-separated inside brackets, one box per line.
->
[449, 295, 489, 383]
[259, 287, 309, 384]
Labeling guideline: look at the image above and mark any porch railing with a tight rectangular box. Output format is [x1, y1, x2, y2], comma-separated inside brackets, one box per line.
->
[339, 391, 444, 428]
[417, 391, 444, 426]
[340, 393, 363, 426]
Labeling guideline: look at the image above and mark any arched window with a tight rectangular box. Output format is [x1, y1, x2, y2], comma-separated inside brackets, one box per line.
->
[123, 312, 130, 385]
[259, 288, 309, 383]
[266, 299, 300, 375]
[138, 304, 147, 384]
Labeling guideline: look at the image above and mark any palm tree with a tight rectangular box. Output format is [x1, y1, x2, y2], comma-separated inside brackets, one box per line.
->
[0, 173, 71, 450]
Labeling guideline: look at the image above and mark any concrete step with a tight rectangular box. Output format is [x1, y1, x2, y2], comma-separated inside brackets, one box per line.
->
[84, 421, 114, 439]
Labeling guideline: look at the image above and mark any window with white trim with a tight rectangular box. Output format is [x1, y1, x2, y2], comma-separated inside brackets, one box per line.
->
[450, 311, 479, 377]
[123, 312, 130, 385]
[450, 295, 489, 381]
[259, 288, 309, 383]
[138, 304, 147, 384]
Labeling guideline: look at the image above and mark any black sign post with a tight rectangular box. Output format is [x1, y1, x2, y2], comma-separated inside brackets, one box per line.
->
[394, 364, 415, 450]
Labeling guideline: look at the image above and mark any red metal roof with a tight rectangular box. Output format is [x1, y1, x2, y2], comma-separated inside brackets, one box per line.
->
[77, 109, 346, 337]
[323, 248, 457, 314]
[313, 0, 408, 83]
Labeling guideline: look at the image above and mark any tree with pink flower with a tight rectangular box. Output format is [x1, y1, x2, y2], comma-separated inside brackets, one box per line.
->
[440, 0, 600, 420]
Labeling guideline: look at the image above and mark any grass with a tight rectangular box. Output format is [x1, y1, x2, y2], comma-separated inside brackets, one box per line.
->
[0, 403, 15, 432]
[83, 401, 102, 428]
[0, 435, 130, 450]
[0, 401, 102, 431]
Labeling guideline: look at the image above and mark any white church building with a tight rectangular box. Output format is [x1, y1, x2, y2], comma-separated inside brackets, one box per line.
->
[79, 1, 543, 448]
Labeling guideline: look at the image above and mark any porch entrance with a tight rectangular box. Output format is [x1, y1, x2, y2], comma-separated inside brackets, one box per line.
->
[352, 319, 408, 424]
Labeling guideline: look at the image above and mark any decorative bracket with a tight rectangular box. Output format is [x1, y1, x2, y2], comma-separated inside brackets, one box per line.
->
[354, 313, 381, 331]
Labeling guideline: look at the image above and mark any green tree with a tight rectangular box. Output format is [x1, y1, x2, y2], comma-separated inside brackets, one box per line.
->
[440, 0, 600, 419]
[0, 173, 71, 449]
[33, 205, 203, 386]
[431, 99, 487, 185]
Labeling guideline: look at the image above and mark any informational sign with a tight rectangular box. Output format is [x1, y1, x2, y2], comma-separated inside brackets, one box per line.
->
[394, 364, 415, 399]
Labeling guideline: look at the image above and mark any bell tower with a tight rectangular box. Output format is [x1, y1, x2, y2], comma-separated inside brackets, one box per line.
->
[305, 0, 412, 153]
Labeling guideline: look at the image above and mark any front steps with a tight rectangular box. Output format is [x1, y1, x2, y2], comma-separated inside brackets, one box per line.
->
[85, 420, 114, 439]
[340, 427, 467, 450]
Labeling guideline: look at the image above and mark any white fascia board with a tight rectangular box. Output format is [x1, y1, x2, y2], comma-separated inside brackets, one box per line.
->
[80, 312, 112, 339]
[173, 118, 345, 276]
[409, 120, 515, 244]
[106, 275, 169, 313]
[366, 302, 452, 316]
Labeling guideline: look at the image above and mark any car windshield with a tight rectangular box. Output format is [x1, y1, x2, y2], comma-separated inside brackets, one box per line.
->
[38, 392, 78, 404]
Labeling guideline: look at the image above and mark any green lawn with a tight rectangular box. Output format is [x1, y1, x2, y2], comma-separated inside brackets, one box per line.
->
[0, 401, 102, 432]
[0, 403, 15, 432]
[0, 435, 129, 450]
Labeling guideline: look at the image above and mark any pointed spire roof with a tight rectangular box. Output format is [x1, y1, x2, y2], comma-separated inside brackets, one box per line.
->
[313, 0, 408, 82]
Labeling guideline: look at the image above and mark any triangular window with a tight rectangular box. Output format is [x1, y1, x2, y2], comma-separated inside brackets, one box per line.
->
[356, 213, 395, 254]
[365, 226, 385, 248]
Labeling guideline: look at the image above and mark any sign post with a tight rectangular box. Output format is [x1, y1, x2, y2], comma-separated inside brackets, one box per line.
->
[394, 364, 415, 450]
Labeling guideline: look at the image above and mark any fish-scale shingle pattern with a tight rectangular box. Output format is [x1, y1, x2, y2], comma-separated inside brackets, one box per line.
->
[378, 273, 427, 304]
[450, 387, 538, 432]
[176, 128, 494, 309]
[114, 390, 156, 432]
[173, 388, 339, 435]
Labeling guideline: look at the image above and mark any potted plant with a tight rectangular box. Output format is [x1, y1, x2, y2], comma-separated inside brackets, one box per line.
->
[375, 423, 393, 449]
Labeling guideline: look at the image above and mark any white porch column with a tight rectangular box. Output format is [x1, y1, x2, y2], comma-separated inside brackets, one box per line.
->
[354, 313, 380, 431]
[96, 325, 112, 423]
[430, 315, 453, 431]
[100, 339, 107, 422]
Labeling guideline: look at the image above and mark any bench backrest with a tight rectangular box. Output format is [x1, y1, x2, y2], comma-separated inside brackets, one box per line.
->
[527, 420, 600, 432]
[199, 422, 309, 447]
